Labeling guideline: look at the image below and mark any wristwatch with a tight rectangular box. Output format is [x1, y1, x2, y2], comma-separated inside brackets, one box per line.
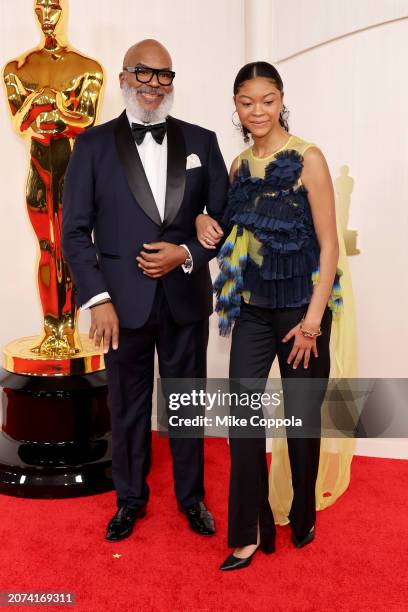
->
[182, 250, 193, 272]
[180, 244, 193, 273]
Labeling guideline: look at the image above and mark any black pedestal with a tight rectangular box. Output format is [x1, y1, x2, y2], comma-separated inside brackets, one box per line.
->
[0, 368, 113, 498]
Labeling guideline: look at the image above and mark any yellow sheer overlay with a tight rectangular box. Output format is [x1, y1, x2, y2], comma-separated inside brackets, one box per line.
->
[236, 136, 358, 525]
[269, 206, 357, 525]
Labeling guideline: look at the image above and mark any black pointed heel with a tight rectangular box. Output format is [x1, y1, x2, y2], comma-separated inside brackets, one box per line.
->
[220, 537, 275, 571]
[292, 526, 315, 549]
[219, 548, 259, 571]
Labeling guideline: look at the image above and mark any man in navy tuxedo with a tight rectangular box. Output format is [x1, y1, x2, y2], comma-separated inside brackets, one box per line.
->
[62, 39, 228, 541]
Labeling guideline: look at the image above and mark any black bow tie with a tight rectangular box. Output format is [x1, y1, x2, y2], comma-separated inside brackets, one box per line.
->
[131, 122, 167, 145]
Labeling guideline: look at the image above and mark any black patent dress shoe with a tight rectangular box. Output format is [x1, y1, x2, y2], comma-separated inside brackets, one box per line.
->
[105, 505, 146, 542]
[178, 501, 215, 536]
[292, 525, 315, 549]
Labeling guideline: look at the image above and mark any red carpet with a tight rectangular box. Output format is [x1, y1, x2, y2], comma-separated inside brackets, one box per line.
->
[0, 435, 407, 611]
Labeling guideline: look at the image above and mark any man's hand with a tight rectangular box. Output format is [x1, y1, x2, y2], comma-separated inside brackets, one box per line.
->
[195, 213, 224, 249]
[89, 302, 119, 354]
[136, 242, 187, 278]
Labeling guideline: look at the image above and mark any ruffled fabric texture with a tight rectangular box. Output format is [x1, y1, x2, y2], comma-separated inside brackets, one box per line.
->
[213, 224, 249, 336]
[214, 150, 343, 335]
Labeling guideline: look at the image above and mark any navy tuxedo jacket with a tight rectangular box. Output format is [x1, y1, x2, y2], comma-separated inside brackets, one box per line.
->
[61, 111, 229, 328]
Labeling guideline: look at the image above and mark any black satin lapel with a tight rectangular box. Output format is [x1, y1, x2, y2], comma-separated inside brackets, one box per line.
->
[114, 111, 162, 227]
[163, 116, 186, 227]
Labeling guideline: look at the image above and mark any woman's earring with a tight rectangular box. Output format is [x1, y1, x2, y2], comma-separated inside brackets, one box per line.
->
[232, 110, 250, 143]
[232, 110, 241, 127]
[279, 104, 290, 129]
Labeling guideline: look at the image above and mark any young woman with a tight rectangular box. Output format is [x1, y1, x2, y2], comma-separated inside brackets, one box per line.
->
[196, 61, 343, 571]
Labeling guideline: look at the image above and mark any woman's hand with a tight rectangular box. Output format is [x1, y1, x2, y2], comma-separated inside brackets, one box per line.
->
[282, 323, 318, 369]
[195, 214, 224, 249]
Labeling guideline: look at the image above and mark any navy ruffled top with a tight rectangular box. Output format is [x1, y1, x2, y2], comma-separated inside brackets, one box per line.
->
[221, 149, 321, 309]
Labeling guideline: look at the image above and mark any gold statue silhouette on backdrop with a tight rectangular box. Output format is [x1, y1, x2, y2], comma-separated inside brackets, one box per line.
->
[3, 0, 104, 374]
[335, 165, 360, 256]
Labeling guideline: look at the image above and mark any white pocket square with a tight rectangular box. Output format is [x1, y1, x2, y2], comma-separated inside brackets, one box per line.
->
[186, 153, 202, 169]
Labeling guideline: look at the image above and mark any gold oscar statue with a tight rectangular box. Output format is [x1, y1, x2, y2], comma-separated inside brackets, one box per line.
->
[335, 165, 360, 256]
[3, 0, 104, 375]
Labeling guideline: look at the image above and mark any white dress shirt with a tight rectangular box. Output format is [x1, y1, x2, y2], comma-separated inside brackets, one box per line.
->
[80, 111, 192, 310]
[128, 110, 168, 221]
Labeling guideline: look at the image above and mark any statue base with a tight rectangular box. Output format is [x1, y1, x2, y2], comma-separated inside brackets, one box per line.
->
[3, 333, 105, 376]
[0, 368, 113, 498]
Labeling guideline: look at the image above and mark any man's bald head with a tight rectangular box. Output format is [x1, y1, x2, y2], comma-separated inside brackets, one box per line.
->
[123, 39, 172, 71]
[120, 39, 174, 123]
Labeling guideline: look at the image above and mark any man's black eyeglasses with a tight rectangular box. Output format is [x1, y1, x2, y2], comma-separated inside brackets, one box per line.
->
[123, 65, 175, 86]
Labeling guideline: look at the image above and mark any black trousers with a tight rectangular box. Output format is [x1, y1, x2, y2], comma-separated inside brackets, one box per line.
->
[104, 282, 209, 509]
[228, 301, 332, 547]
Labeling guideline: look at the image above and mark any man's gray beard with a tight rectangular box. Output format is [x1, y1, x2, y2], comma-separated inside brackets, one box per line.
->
[121, 82, 174, 123]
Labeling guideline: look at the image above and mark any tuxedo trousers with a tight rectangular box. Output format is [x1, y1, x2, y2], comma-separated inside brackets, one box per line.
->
[228, 300, 332, 547]
[104, 281, 208, 509]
